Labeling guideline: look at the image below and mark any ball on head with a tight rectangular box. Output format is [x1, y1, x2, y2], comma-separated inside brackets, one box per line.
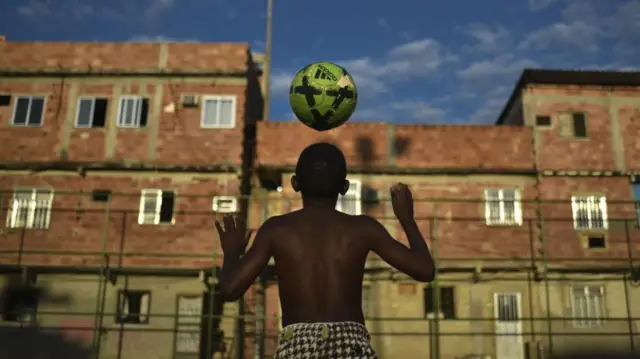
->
[289, 62, 358, 131]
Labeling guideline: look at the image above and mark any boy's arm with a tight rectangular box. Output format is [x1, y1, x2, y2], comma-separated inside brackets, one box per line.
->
[365, 216, 435, 282]
[218, 218, 276, 301]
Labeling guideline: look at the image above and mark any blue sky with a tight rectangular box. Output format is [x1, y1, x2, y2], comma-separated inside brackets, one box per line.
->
[1, 0, 639, 124]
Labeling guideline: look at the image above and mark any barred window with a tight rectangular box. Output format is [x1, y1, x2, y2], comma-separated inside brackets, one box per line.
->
[336, 179, 362, 215]
[117, 96, 148, 128]
[7, 189, 54, 229]
[571, 285, 606, 327]
[484, 189, 522, 226]
[571, 196, 607, 230]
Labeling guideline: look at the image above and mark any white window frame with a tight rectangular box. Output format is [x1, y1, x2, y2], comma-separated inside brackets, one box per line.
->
[484, 188, 522, 226]
[116, 96, 146, 128]
[571, 195, 608, 230]
[175, 294, 203, 354]
[138, 189, 174, 225]
[75, 96, 105, 128]
[336, 179, 362, 215]
[212, 196, 238, 213]
[200, 95, 237, 129]
[570, 285, 606, 328]
[11, 95, 46, 126]
[6, 189, 54, 229]
[117, 290, 151, 324]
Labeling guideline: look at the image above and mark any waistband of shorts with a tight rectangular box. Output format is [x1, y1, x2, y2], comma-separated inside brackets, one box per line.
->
[280, 321, 370, 341]
[282, 321, 367, 331]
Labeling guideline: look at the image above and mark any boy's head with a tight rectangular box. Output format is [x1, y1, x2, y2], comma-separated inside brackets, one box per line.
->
[292, 142, 349, 199]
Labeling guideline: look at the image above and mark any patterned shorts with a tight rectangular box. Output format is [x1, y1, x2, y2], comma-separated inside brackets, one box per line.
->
[274, 321, 378, 359]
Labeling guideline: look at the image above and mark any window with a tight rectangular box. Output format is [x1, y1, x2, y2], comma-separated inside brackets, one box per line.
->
[571, 195, 607, 230]
[633, 184, 640, 226]
[586, 234, 606, 249]
[572, 112, 587, 138]
[1, 274, 39, 323]
[138, 189, 175, 225]
[212, 196, 238, 213]
[116, 290, 151, 324]
[7, 189, 54, 229]
[484, 189, 522, 226]
[571, 285, 605, 327]
[75, 97, 108, 128]
[11, 96, 45, 126]
[535, 115, 551, 127]
[91, 189, 111, 202]
[424, 285, 455, 320]
[201, 96, 236, 128]
[336, 179, 362, 215]
[117, 96, 148, 128]
[0, 95, 11, 106]
[175, 295, 202, 355]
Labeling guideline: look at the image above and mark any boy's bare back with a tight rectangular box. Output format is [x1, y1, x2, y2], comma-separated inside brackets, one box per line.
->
[269, 209, 373, 325]
[215, 143, 435, 330]
[265, 184, 435, 326]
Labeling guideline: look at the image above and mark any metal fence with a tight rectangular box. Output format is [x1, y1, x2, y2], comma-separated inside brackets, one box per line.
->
[0, 189, 639, 359]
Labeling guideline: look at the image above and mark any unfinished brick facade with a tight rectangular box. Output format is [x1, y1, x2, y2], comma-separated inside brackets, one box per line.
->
[1, 37, 639, 359]
[0, 38, 264, 359]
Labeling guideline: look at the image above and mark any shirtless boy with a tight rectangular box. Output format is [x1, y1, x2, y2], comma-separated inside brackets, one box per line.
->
[215, 142, 436, 358]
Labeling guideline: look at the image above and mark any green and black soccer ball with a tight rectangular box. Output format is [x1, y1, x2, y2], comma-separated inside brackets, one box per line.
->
[289, 62, 358, 131]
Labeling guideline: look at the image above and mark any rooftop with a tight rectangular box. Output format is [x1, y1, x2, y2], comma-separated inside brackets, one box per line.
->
[0, 36, 254, 76]
[496, 68, 640, 124]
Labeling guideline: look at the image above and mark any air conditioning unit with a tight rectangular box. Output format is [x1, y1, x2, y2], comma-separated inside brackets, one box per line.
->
[181, 94, 199, 108]
[212, 196, 238, 213]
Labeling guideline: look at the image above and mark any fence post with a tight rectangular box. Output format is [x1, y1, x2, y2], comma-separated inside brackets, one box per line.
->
[254, 193, 269, 359]
[430, 202, 440, 359]
[623, 220, 636, 353]
[92, 194, 112, 358]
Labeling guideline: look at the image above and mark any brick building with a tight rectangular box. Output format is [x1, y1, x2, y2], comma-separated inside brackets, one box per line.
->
[1, 35, 640, 359]
[251, 71, 640, 358]
[0, 37, 264, 358]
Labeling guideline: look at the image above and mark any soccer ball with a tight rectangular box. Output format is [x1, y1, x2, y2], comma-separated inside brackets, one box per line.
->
[289, 62, 358, 131]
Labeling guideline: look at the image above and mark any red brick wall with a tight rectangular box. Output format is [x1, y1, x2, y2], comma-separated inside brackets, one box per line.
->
[0, 173, 240, 268]
[0, 81, 249, 165]
[525, 85, 640, 171]
[0, 41, 249, 72]
[539, 177, 640, 261]
[619, 104, 640, 170]
[256, 122, 534, 170]
[263, 173, 640, 264]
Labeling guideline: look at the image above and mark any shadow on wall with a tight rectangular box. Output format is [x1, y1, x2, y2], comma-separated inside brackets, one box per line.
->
[0, 274, 92, 359]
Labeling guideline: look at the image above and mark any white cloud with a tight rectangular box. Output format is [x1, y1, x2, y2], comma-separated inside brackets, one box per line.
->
[338, 38, 456, 94]
[18, 0, 93, 20]
[518, 21, 602, 53]
[270, 38, 456, 98]
[457, 54, 538, 82]
[349, 100, 447, 122]
[143, 0, 174, 18]
[18, 0, 175, 22]
[469, 97, 507, 124]
[390, 100, 446, 122]
[460, 23, 511, 53]
[377, 18, 390, 29]
[528, 0, 561, 11]
[269, 72, 294, 97]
